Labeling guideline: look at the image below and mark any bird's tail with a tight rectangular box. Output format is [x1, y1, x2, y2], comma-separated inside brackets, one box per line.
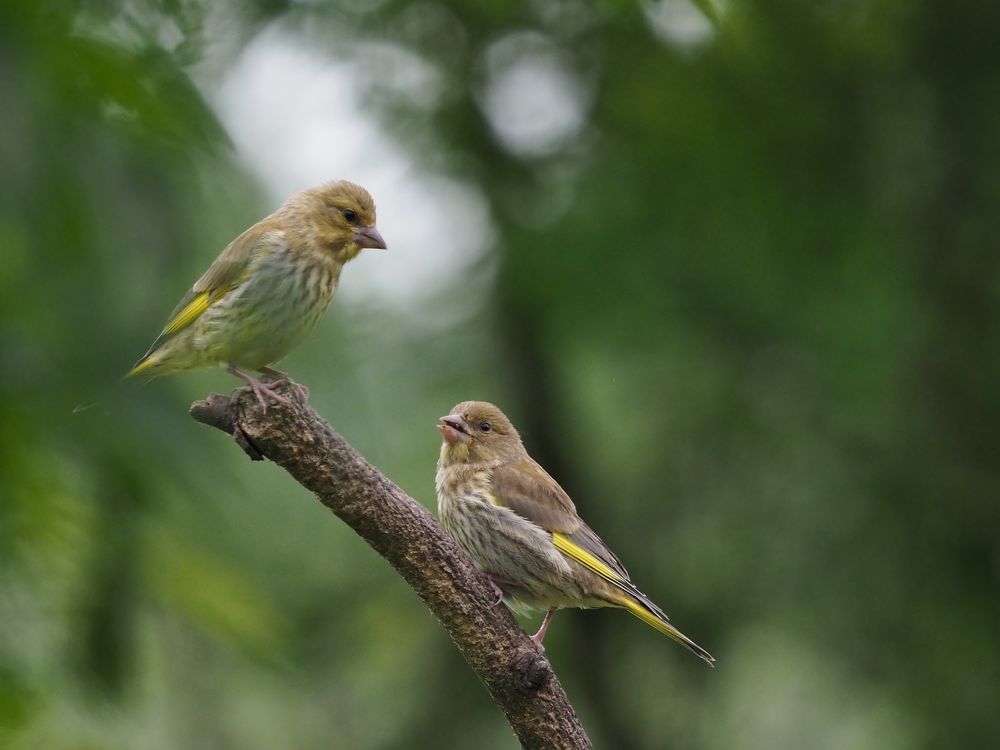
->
[617, 594, 716, 667]
[125, 352, 163, 379]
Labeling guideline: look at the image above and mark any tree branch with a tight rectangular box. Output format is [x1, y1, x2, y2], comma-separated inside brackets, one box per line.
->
[189, 382, 592, 749]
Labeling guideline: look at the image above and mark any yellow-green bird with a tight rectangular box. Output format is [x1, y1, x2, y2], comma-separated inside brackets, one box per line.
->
[435, 401, 715, 666]
[128, 181, 385, 407]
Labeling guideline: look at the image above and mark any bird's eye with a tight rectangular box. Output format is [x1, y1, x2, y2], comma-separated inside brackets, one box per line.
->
[342, 208, 358, 223]
[479, 421, 492, 432]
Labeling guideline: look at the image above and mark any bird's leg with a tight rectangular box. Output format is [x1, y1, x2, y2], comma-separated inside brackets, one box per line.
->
[530, 609, 557, 651]
[227, 365, 294, 411]
[258, 366, 310, 401]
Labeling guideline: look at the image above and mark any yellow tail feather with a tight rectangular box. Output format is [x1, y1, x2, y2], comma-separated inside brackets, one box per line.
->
[619, 596, 716, 667]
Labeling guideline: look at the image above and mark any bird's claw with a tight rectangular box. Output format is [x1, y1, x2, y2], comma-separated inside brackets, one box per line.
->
[246, 379, 295, 413]
[258, 367, 310, 402]
[228, 365, 296, 412]
[485, 576, 504, 608]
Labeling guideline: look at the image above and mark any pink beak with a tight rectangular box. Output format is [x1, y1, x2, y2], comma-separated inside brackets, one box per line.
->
[437, 414, 470, 444]
[354, 226, 387, 250]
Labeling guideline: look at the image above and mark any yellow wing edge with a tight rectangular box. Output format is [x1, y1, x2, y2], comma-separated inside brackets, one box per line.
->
[551, 532, 627, 587]
[127, 289, 222, 378]
[161, 290, 215, 338]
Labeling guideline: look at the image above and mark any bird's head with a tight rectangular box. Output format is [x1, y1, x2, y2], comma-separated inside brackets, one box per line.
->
[437, 401, 524, 465]
[291, 180, 386, 263]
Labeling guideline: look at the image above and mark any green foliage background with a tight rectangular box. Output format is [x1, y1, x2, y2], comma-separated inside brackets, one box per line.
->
[2, 1, 998, 748]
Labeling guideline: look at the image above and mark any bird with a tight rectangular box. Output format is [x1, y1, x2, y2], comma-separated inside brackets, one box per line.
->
[435, 400, 715, 666]
[127, 180, 385, 408]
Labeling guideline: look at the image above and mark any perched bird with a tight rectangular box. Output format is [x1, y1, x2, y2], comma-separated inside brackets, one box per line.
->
[435, 401, 714, 666]
[127, 181, 386, 407]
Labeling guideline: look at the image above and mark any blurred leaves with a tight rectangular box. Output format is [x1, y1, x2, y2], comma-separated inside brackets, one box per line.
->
[145, 522, 291, 660]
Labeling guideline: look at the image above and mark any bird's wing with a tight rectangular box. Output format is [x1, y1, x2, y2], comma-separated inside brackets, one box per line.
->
[491, 459, 634, 587]
[131, 224, 267, 371]
[553, 523, 632, 585]
[490, 458, 581, 533]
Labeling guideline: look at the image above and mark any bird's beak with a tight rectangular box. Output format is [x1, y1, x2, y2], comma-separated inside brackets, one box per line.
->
[437, 414, 471, 444]
[354, 226, 387, 250]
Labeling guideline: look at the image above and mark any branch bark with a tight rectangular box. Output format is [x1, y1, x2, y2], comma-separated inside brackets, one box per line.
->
[189, 382, 592, 750]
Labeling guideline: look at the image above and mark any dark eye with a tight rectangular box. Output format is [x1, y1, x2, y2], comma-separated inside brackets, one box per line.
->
[342, 208, 358, 223]
[479, 421, 492, 432]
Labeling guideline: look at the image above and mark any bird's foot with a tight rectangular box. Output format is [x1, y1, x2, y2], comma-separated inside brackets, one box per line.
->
[258, 366, 310, 401]
[484, 575, 505, 608]
[227, 365, 294, 412]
